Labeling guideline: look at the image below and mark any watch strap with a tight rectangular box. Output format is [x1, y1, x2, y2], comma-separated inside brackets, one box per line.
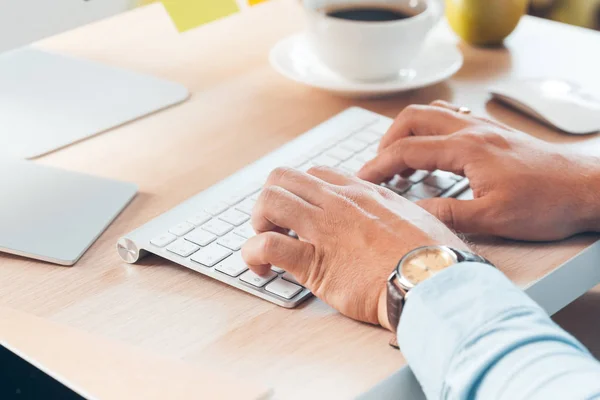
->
[385, 247, 495, 350]
[386, 278, 404, 334]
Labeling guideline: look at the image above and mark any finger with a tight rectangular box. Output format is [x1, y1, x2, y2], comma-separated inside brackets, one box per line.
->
[241, 232, 315, 280]
[307, 166, 355, 186]
[252, 185, 320, 239]
[358, 136, 466, 183]
[379, 105, 472, 151]
[430, 100, 512, 130]
[266, 167, 330, 207]
[429, 100, 462, 112]
[399, 168, 416, 178]
[416, 197, 490, 234]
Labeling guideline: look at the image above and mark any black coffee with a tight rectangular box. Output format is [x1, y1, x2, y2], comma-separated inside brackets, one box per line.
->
[325, 5, 418, 22]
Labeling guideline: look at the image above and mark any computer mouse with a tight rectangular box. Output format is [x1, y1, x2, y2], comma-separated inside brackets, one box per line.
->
[489, 78, 600, 135]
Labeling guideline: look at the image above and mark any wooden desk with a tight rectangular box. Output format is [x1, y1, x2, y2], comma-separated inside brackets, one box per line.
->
[0, 306, 269, 400]
[2, 1, 600, 398]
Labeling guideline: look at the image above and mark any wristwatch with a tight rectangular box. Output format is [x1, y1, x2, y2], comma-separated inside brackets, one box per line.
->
[386, 245, 494, 338]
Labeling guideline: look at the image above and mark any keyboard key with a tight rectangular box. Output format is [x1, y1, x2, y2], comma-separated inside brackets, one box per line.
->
[320, 137, 341, 149]
[331, 131, 353, 143]
[168, 222, 195, 237]
[240, 183, 263, 198]
[369, 118, 393, 135]
[271, 266, 285, 273]
[355, 148, 378, 163]
[219, 208, 250, 226]
[457, 188, 474, 200]
[290, 157, 308, 168]
[385, 175, 412, 194]
[325, 147, 354, 161]
[215, 252, 248, 277]
[282, 272, 301, 285]
[367, 143, 379, 153]
[406, 183, 443, 199]
[150, 232, 177, 248]
[239, 269, 277, 288]
[443, 178, 470, 198]
[205, 202, 230, 216]
[187, 212, 211, 227]
[314, 141, 337, 154]
[298, 161, 318, 173]
[423, 174, 456, 191]
[234, 222, 256, 239]
[340, 138, 368, 153]
[432, 170, 463, 182]
[235, 198, 256, 215]
[185, 229, 217, 246]
[348, 120, 374, 136]
[250, 190, 262, 201]
[218, 232, 247, 251]
[166, 239, 200, 257]
[340, 158, 365, 174]
[304, 146, 324, 159]
[265, 278, 303, 299]
[353, 130, 381, 144]
[202, 219, 234, 236]
[223, 193, 246, 206]
[190, 243, 232, 267]
[312, 154, 341, 168]
[408, 170, 430, 183]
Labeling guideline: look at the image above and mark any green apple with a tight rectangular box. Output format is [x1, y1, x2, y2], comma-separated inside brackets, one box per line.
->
[445, 0, 529, 46]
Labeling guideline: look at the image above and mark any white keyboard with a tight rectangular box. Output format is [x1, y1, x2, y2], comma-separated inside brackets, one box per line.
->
[117, 108, 470, 308]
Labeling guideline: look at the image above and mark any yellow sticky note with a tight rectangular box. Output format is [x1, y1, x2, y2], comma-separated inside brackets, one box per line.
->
[150, 0, 240, 32]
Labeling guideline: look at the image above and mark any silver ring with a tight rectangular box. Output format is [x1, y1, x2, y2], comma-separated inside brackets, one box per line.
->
[457, 106, 472, 115]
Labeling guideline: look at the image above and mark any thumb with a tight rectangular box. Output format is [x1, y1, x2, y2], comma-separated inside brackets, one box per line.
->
[417, 197, 489, 234]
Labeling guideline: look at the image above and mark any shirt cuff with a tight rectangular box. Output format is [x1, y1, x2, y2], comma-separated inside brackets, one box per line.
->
[396, 262, 543, 399]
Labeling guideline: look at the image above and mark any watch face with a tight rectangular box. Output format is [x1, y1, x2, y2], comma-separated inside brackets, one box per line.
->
[399, 246, 457, 288]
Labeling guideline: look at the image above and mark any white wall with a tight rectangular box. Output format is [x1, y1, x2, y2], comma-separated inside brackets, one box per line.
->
[0, 0, 134, 53]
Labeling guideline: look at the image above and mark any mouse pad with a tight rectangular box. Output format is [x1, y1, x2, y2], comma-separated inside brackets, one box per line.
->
[0, 159, 137, 265]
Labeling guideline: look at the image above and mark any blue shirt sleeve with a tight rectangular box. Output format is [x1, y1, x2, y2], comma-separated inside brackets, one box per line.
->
[397, 262, 600, 400]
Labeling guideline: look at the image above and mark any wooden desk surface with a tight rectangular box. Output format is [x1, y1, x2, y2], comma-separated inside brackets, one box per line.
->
[2, 1, 600, 398]
[0, 306, 269, 400]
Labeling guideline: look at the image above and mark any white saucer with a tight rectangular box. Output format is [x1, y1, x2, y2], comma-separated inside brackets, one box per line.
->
[269, 33, 463, 98]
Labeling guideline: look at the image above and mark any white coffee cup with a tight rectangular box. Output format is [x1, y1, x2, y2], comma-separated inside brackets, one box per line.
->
[302, 0, 444, 81]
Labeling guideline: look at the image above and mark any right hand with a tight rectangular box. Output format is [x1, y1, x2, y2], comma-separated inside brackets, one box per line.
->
[241, 167, 468, 330]
[357, 101, 600, 241]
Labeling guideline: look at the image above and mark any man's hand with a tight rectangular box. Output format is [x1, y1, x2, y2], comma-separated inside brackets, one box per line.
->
[241, 166, 468, 330]
[358, 101, 600, 241]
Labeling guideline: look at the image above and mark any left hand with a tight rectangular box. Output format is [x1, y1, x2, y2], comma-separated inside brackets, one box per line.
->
[241, 166, 468, 330]
[357, 101, 600, 241]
